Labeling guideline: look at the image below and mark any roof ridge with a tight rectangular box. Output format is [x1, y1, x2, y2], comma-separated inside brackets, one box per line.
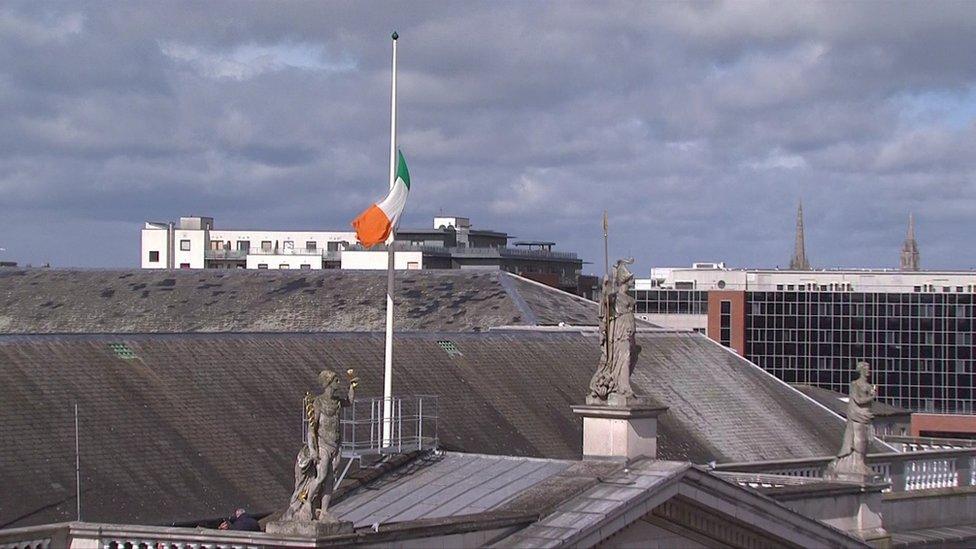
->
[496, 272, 539, 325]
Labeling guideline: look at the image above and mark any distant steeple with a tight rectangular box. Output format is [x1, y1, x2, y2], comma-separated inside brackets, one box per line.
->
[789, 201, 811, 270]
[900, 213, 920, 271]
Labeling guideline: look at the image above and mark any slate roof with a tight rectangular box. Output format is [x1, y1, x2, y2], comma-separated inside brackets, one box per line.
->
[493, 458, 866, 549]
[0, 269, 602, 333]
[792, 384, 912, 419]
[494, 460, 689, 548]
[331, 453, 573, 527]
[0, 329, 874, 528]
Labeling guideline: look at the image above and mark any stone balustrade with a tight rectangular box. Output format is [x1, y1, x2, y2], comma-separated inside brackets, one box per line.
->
[714, 448, 976, 492]
[0, 522, 310, 549]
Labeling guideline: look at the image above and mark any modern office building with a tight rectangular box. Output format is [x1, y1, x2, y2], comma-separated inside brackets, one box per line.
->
[141, 215, 592, 296]
[633, 214, 976, 436]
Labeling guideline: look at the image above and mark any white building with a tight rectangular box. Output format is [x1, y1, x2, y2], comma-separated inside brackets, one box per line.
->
[141, 216, 357, 270]
[140, 215, 588, 296]
[640, 262, 976, 293]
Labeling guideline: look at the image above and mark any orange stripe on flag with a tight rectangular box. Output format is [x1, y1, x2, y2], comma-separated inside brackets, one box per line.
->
[351, 204, 393, 248]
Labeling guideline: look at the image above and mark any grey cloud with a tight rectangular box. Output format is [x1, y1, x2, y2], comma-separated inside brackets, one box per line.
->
[1, 1, 976, 274]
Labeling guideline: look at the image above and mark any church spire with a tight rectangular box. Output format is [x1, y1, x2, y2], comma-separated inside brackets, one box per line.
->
[789, 201, 811, 270]
[900, 212, 920, 271]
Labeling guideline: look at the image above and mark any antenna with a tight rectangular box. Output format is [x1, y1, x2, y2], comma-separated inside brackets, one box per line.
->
[75, 403, 81, 521]
[602, 210, 609, 279]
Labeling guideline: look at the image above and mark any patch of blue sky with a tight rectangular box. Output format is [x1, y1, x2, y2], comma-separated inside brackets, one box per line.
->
[230, 42, 356, 73]
[894, 87, 976, 131]
[160, 40, 356, 80]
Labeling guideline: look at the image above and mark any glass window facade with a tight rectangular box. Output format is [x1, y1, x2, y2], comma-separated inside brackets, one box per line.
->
[634, 288, 976, 414]
[633, 290, 708, 315]
[747, 291, 975, 414]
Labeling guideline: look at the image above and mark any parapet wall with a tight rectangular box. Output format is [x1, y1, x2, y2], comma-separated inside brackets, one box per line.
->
[883, 485, 976, 531]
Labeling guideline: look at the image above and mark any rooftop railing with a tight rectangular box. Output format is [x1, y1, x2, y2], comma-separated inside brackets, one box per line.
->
[340, 395, 439, 459]
[881, 434, 976, 451]
[346, 243, 579, 261]
[204, 249, 247, 260]
[714, 448, 976, 492]
[205, 249, 342, 260]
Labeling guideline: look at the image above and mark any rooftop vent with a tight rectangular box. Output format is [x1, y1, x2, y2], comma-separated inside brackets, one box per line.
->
[436, 340, 463, 358]
[108, 343, 136, 360]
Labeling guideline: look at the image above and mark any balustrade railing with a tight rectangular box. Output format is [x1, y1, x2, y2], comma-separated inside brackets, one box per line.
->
[0, 522, 314, 549]
[714, 448, 976, 493]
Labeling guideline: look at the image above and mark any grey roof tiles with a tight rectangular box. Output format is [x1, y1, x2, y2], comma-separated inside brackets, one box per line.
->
[0, 329, 861, 528]
[0, 269, 601, 333]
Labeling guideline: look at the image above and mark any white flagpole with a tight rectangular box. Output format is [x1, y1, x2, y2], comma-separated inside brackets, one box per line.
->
[383, 31, 398, 446]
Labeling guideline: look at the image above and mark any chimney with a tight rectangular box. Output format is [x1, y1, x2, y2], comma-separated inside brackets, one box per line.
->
[571, 403, 667, 460]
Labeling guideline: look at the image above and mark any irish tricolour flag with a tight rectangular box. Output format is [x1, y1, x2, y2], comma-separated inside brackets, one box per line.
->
[352, 150, 410, 248]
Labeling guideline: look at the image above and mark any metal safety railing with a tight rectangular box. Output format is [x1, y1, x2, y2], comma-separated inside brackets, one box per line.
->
[340, 395, 438, 459]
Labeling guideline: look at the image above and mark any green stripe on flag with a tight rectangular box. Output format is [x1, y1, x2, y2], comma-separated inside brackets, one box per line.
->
[397, 150, 410, 190]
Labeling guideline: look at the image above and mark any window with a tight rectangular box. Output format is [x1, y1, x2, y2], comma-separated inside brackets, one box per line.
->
[180, 239, 191, 251]
[300, 264, 312, 270]
[776, 284, 784, 291]
[407, 261, 420, 270]
[210, 240, 223, 250]
[148, 251, 160, 263]
[237, 240, 250, 251]
[257, 263, 268, 269]
[719, 300, 732, 347]
[179, 263, 190, 269]
[261, 241, 273, 251]
[283, 240, 294, 250]
[279, 263, 289, 269]
[306, 241, 317, 251]
[327, 241, 341, 251]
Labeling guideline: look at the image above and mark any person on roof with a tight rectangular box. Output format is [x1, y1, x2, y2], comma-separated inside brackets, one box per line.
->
[222, 508, 261, 531]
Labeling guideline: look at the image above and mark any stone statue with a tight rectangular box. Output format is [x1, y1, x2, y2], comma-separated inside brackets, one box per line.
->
[588, 258, 641, 406]
[825, 361, 877, 481]
[270, 368, 356, 535]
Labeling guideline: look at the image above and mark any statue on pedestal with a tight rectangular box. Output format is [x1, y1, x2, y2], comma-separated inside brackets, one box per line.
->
[269, 368, 357, 536]
[587, 258, 641, 406]
[825, 361, 877, 481]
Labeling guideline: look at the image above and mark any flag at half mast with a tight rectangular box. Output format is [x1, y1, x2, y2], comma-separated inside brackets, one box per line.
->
[352, 150, 410, 247]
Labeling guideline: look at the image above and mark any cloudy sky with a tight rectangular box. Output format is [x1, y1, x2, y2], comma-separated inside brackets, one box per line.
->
[2, 1, 976, 275]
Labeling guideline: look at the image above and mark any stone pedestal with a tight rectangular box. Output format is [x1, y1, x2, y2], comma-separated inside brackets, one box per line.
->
[265, 518, 353, 537]
[571, 402, 668, 460]
[824, 454, 881, 484]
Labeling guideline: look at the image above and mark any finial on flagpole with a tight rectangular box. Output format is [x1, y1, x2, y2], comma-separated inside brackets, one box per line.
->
[392, 31, 398, 40]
